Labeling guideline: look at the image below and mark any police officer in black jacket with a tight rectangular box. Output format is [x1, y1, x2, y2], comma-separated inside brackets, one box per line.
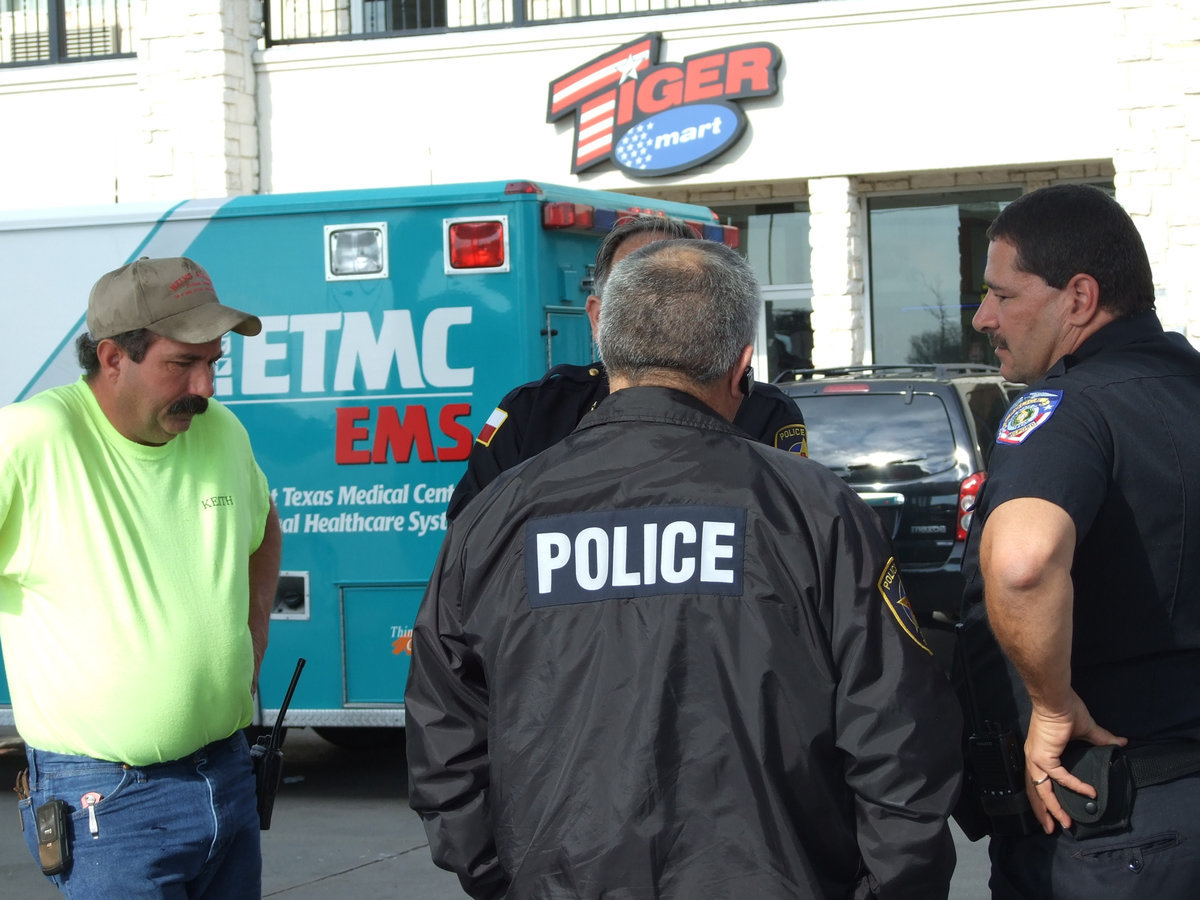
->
[407, 238, 962, 900]
[960, 184, 1200, 897]
[445, 216, 807, 521]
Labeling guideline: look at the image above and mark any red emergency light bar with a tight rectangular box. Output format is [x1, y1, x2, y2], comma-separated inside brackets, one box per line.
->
[541, 201, 738, 249]
[448, 184, 736, 270]
[542, 202, 595, 230]
[504, 181, 543, 194]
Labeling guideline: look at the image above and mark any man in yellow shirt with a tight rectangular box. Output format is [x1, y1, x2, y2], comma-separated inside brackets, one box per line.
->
[0, 257, 281, 898]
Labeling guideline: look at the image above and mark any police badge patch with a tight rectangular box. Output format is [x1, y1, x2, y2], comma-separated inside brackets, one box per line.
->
[877, 558, 932, 655]
[996, 390, 1062, 445]
[774, 423, 808, 456]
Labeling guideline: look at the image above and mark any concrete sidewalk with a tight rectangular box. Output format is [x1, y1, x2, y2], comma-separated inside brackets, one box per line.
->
[1, 726, 988, 898]
[0, 726, 463, 900]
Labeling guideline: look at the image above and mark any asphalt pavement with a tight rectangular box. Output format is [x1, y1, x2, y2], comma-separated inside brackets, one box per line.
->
[0, 726, 989, 898]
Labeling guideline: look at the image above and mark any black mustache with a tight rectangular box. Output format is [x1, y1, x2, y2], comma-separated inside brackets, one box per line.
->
[168, 395, 209, 416]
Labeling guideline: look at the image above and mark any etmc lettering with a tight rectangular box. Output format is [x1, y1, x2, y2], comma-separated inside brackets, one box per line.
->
[236, 309, 474, 395]
[525, 505, 746, 608]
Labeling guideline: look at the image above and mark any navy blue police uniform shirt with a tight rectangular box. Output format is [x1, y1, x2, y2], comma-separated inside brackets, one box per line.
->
[446, 362, 808, 521]
[960, 310, 1200, 742]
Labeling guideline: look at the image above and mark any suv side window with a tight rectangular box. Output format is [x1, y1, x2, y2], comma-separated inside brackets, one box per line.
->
[961, 382, 1021, 468]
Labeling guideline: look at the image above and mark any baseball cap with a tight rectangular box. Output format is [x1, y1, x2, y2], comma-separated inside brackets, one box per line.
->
[87, 257, 262, 343]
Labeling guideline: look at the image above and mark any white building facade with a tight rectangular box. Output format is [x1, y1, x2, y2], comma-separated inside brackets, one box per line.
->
[1, 0, 1196, 372]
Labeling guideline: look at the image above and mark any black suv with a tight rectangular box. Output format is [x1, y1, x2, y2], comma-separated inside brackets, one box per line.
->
[776, 364, 1023, 635]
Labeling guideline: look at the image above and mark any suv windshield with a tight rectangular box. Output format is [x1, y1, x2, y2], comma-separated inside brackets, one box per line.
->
[802, 393, 958, 484]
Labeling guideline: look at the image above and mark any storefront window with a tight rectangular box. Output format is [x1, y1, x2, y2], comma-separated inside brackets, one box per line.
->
[719, 202, 812, 380]
[867, 190, 1020, 366]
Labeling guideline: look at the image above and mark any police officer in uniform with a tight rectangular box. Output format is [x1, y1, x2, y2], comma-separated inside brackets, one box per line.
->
[445, 216, 808, 520]
[959, 184, 1200, 897]
[406, 239, 962, 900]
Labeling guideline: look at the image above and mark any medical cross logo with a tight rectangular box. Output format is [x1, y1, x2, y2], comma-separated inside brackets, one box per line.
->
[547, 33, 781, 176]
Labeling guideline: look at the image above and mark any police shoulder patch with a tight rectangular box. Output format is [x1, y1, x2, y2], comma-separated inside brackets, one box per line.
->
[877, 557, 932, 655]
[996, 390, 1062, 445]
[475, 407, 509, 447]
[774, 423, 808, 457]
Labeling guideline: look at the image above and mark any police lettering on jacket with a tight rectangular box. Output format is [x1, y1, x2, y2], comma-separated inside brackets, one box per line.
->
[525, 505, 746, 607]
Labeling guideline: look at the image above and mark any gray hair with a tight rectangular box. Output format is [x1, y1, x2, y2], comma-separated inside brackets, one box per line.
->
[592, 216, 697, 299]
[598, 239, 760, 385]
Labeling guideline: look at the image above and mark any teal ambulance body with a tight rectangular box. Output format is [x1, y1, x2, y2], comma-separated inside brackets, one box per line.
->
[0, 180, 729, 742]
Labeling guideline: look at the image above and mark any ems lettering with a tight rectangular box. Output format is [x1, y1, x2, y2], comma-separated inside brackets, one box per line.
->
[335, 403, 473, 465]
[526, 506, 746, 607]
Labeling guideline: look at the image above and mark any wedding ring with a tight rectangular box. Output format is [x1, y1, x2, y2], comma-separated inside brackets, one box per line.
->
[1032, 774, 1051, 786]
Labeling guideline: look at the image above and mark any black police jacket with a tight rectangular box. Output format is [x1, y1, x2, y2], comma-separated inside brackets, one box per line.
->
[446, 362, 808, 520]
[407, 386, 962, 900]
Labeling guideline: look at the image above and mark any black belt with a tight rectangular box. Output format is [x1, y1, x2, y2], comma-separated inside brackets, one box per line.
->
[1123, 739, 1200, 788]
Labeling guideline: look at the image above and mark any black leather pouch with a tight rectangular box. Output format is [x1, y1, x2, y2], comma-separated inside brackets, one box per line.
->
[36, 798, 72, 876]
[1051, 742, 1133, 840]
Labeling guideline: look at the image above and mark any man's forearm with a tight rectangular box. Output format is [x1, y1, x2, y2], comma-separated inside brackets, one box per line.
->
[980, 499, 1076, 712]
[248, 500, 283, 688]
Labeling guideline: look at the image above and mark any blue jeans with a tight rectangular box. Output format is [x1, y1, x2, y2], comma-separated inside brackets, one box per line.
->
[988, 773, 1200, 899]
[18, 731, 261, 899]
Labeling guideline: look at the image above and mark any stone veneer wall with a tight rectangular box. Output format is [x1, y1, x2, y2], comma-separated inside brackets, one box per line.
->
[132, 0, 262, 200]
[1113, 0, 1200, 341]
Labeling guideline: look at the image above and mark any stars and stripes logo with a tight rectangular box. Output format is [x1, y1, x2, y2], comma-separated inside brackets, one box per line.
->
[547, 35, 658, 173]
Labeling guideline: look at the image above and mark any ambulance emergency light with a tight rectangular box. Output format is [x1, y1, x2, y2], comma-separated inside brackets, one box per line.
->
[445, 216, 511, 274]
[325, 223, 388, 281]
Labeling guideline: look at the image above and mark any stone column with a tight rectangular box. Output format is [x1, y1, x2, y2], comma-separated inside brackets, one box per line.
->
[131, 0, 262, 201]
[1112, 0, 1200, 341]
[808, 176, 867, 367]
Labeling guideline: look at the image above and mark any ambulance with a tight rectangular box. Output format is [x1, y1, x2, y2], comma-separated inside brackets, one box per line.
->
[0, 180, 733, 745]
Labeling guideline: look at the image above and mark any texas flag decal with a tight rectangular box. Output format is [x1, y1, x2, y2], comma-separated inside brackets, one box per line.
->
[475, 407, 509, 447]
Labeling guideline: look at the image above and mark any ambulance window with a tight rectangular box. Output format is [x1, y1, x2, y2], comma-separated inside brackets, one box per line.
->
[325, 223, 388, 280]
[272, 571, 310, 620]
